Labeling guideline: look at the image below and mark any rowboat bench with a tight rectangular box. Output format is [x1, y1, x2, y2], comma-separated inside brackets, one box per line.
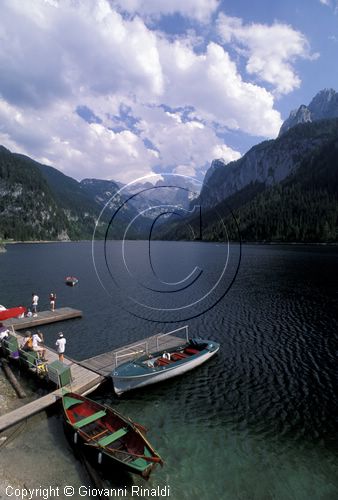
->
[74, 410, 106, 429]
[98, 427, 128, 446]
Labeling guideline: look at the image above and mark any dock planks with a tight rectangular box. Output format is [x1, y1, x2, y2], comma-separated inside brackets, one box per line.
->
[0, 327, 186, 433]
[0, 329, 103, 433]
[81, 333, 185, 376]
[2, 307, 82, 330]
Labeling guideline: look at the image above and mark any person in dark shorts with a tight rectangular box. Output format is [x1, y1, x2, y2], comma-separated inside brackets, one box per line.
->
[49, 292, 56, 311]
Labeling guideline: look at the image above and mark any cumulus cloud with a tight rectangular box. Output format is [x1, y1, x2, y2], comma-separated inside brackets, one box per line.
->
[0, 0, 298, 184]
[217, 14, 317, 95]
[159, 40, 282, 136]
[134, 105, 241, 171]
[111, 0, 220, 22]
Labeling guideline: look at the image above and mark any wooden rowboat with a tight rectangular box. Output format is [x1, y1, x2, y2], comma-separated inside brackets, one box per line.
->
[62, 392, 163, 479]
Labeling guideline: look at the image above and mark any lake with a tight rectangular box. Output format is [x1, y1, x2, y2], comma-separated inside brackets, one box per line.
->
[1, 241, 338, 500]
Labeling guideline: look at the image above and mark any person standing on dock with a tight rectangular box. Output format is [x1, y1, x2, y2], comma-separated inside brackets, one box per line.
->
[55, 332, 66, 362]
[31, 293, 39, 317]
[49, 292, 56, 311]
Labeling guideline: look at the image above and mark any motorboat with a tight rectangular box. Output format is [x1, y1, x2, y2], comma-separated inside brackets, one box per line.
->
[65, 276, 78, 286]
[0, 305, 27, 321]
[111, 326, 219, 395]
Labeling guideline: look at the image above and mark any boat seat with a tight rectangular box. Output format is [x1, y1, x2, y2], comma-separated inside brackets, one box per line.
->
[64, 397, 83, 410]
[184, 348, 199, 355]
[171, 352, 188, 361]
[74, 410, 106, 429]
[130, 448, 152, 470]
[156, 358, 171, 366]
[98, 427, 128, 446]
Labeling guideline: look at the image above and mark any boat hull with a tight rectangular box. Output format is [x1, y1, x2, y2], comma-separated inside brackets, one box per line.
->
[63, 420, 154, 478]
[112, 343, 219, 395]
[62, 392, 162, 479]
[65, 277, 78, 286]
[0, 306, 26, 321]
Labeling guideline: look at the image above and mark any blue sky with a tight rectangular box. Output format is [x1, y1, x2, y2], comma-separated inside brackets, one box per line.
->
[0, 0, 337, 184]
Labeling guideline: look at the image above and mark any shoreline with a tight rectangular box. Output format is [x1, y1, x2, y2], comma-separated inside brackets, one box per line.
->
[1, 239, 338, 247]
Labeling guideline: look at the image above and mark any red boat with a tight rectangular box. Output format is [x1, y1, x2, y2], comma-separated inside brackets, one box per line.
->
[65, 276, 78, 286]
[62, 392, 163, 479]
[0, 305, 27, 321]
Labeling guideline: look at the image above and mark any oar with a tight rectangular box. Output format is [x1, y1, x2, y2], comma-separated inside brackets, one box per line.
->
[131, 423, 164, 466]
[84, 441, 162, 463]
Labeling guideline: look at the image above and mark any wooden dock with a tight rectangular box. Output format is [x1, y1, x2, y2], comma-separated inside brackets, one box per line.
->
[81, 331, 186, 376]
[0, 330, 103, 433]
[2, 307, 82, 330]
[0, 326, 187, 433]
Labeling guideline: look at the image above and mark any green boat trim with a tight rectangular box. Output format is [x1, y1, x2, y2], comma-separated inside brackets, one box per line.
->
[74, 410, 106, 429]
[98, 427, 128, 446]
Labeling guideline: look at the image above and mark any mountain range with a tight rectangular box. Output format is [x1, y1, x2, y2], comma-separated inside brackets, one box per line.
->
[0, 148, 198, 241]
[0, 88, 337, 243]
[279, 88, 338, 136]
[159, 89, 338, 243]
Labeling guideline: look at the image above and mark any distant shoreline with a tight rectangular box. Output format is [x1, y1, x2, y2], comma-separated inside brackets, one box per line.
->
[1, 239, 338, 247]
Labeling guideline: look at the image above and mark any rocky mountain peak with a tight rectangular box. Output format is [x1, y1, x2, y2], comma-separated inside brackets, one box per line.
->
[279, 88, 338, 136]
[203, 158, 228, 186]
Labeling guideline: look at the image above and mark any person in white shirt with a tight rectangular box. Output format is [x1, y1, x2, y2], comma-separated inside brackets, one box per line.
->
[55, 332, 66, 362]
[31, 293, 39, 317]
[32, 331, 46, 360]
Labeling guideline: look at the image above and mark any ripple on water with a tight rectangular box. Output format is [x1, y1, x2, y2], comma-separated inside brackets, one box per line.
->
[1, 243, 338, 499]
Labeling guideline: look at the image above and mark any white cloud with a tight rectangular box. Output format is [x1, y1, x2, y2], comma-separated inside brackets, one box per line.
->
[173, 165, 197, 177]
[0, 0, 289, 184]
[319, 0, 331, 5]
[111, 0, 220, 22]
[217, 14, 317, 95]
[159, 40, 282, 136]
[211, 144, 241, 162]
[134, 105, 241, 171]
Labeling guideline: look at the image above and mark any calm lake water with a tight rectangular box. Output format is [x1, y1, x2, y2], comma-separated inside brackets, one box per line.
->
[1, 241, 338, 500]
